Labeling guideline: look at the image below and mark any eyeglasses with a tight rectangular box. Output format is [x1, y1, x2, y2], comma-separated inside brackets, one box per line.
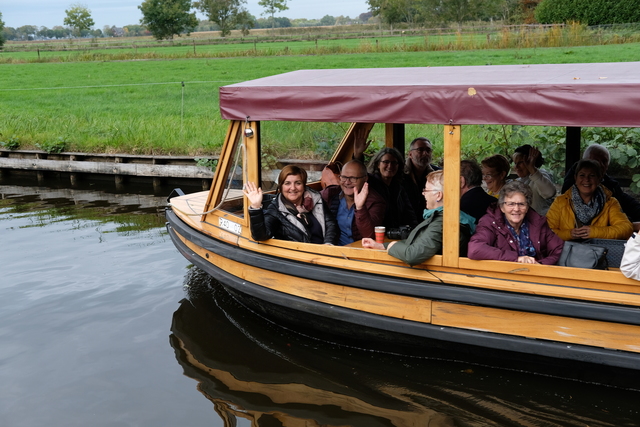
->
[410, 147, 432, 154]
[422, 189, 440, 195]
[380, 160, 399, 166]
[482, 173, 497, 179]
[339, 175, 365, 183]
[502, 202, 527, 208]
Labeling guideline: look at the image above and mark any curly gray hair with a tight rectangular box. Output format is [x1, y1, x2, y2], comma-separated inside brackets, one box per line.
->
[498, 180, 532, 207]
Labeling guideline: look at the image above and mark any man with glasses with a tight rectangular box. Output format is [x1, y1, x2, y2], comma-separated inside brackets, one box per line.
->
[403, 137, 441, 217]
[322, 160, 386, 246]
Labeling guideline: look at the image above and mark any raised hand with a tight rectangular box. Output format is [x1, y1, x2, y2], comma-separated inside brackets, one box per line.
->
[353, 127, 372, 160]
[354, 182, 369, 211]
[525, 146, 541, 174]
[243, 181, 263, 209]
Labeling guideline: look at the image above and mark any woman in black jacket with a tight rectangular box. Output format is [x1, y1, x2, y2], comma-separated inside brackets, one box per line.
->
[244, 165, 337, 244]
[366, 147, 418, 228]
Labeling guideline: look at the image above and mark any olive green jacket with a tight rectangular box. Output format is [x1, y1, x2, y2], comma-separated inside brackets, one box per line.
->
[387, 210, 472, 266]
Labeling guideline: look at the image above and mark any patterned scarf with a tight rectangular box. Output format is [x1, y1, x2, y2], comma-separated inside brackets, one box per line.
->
[505, 219, 536, 257]
[280, 192, 315, 227]
[571, 185, 605, 226]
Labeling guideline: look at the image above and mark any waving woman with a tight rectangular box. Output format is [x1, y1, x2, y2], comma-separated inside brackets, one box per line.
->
[244, 165, 337, 244]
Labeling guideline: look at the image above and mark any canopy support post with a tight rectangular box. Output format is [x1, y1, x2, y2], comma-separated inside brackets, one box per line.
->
[385, 124, 405, 154]
[566, 127, 581, 173]
[443, 123, 461, 268]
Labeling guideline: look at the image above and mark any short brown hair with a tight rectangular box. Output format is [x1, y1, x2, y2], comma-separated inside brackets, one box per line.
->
[277, 165, 307, 192]
[481, 154, 511, 178]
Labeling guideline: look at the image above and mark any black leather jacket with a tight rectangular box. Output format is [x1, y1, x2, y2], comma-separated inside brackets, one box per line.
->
[249, 188, 338, 244]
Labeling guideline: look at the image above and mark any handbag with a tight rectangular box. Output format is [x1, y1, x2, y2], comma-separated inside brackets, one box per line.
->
[557, 241, 608, 270]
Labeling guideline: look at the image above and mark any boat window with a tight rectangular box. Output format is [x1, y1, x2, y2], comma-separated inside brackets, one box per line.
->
[217, 136, 245, 218]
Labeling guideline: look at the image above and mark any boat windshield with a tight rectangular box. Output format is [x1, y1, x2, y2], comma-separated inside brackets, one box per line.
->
[217, 137, 245, 218]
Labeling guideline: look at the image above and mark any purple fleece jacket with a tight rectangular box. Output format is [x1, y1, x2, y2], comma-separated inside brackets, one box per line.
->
[468, 204, 564, 265]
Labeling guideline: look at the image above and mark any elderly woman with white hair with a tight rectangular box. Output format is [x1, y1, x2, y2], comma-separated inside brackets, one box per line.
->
[468, 180, 564, 265]
[361, 170, 475, 266]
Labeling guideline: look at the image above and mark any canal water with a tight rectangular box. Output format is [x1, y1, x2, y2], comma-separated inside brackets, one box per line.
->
[2, 182, 640, 427]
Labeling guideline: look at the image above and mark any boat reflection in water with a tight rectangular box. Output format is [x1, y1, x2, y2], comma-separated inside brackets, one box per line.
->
[170, 268, 640, 427]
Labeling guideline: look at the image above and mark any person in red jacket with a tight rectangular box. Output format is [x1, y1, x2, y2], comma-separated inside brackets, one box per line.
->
[468, 180, 564, 265]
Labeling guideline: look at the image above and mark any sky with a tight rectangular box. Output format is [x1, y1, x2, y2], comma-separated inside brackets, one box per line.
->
[1, 0, 371, 29]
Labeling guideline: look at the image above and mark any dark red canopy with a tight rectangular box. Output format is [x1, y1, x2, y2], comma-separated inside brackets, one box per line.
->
[219, 62, 640, 127]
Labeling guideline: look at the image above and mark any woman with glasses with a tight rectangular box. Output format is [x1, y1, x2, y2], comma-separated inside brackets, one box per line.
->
[244, 165, 337, 244]
[468, 180, 564, 264]
[481, 154, 511, 198]
[546, 159, 633, 241]
[364, 147, 418, 229]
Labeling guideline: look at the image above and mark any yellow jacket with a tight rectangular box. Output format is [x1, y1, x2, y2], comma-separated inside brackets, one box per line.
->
[546, 186, 633, 241]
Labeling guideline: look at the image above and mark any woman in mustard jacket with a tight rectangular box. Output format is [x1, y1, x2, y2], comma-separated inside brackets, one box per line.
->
[546, 159, 633, 241]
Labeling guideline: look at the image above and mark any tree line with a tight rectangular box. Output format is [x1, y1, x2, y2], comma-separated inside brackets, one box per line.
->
[1, 0, 639, 46]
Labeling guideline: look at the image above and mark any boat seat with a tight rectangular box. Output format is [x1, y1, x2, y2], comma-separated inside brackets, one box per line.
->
[588, 238, 627, 268]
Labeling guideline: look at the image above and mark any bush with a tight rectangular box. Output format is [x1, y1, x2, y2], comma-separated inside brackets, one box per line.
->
[36, 137, 67, 153]
[536, 0, 640, 25]
[0, 135, 20, 150]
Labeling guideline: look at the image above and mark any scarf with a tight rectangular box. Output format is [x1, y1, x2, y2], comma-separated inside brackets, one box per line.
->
[423, 206, 476, 234]
[504, 219, 536, 257]
[280, 192, 323, 243]
[280, 192, 314, 225]
[571, 185, 605, 226]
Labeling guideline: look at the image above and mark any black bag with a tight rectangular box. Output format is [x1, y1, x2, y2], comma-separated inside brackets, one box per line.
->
[557, 241, 608, 270]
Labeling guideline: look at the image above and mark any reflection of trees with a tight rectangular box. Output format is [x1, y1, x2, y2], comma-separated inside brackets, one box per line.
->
[0, 185, 166, 233]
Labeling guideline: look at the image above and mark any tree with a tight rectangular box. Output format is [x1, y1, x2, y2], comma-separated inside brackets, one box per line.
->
[63, 3, 95, 37]
[319, 15, 336, 26]
[0, 12, 5, 48]
[194, 0, 254, 37]
[359, 12, 374, 23]
[367, 0, 427, 27]
[17, 25, 39, 40]
[138, 0, 198, 40]
[258, 0, 288, 29]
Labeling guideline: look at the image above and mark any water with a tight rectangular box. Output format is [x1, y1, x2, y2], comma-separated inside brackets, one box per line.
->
[2, 183, 640, 426]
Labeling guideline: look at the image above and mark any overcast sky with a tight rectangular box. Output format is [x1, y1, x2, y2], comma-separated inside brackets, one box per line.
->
[1, 0, 371, 29]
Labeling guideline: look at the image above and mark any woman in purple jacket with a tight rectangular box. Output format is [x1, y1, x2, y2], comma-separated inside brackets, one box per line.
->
[468, 180, 564, 265]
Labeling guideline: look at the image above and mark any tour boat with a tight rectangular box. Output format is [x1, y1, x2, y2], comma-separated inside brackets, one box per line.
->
[166, 62, 640, 370]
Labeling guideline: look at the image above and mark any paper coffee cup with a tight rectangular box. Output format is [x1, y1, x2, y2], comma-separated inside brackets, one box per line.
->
[375, 226, 386, 244]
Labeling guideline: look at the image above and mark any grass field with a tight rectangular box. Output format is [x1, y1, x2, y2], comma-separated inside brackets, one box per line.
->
[1, 42, 640, 160]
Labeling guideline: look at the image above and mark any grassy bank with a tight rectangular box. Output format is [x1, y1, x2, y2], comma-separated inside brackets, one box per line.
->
[1, 43, 640, 160]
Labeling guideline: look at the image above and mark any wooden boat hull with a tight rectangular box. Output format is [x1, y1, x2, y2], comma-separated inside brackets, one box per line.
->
[166, 207, 640, 370]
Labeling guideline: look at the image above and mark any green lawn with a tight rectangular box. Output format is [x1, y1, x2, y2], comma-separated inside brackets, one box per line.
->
[1, 42, 639, 158]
